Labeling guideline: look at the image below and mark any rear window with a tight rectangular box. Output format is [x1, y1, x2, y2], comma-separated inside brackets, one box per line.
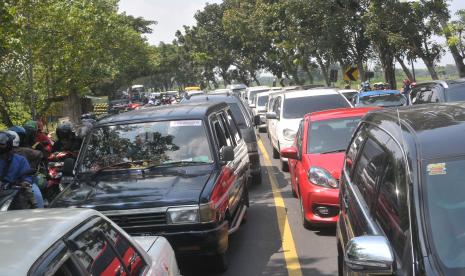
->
[446, 84, 465, 102]
[282, 94, 350, 119]
[307, 117, 361, 154]
[257, 95, 269, 106]
[358, 93, 406, 107]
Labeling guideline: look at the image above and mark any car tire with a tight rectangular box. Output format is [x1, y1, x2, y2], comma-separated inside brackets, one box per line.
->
[252, 171, 262, 185]
[299, 195, 312, 230]
[281, 160, 289, 172]
[210, 253, 229, 272]
[272, 147, 280, 159]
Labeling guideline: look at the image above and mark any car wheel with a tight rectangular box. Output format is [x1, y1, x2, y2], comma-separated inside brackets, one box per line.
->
[272, 147, 280, 159]
[281, 160, 289, 172]
[210, 253, 229, 272]
[252, 171, 262, 185]
[299, 195, 312, 230]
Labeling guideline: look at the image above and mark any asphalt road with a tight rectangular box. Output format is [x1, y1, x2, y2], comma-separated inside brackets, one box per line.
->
[180, 132, 338, 276]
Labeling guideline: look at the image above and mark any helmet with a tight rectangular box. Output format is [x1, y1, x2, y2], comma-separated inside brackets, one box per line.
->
[0, 131, 14, 153]
[56, 122, 75, 141]
[5, 130, 19, 147]
[10, 126, 26, 146]
[23, 120, 38, 132]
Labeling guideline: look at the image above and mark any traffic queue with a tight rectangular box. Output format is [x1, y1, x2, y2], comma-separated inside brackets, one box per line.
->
[1, 79, 465, 276]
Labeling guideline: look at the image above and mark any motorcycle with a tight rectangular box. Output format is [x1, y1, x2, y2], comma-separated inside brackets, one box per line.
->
[0, 172, 36, 211]
[45, 151, 76, 202]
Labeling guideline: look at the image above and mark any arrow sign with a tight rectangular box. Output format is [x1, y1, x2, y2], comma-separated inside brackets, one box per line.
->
[344, 66, 359, 81]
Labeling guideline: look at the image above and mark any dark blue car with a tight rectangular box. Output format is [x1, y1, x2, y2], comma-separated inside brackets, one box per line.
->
[352, 90, 407, 107]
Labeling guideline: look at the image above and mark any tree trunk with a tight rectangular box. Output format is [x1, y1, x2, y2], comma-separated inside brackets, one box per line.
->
[357, 59, 366, 82]
[302, 63, 314, 84]
[395, 56, 414, 81]
[0, 93, 13, 127]
[441, 20, 465, 78]
[423, 58, 439, 80]
[252, 74, 261, 86]
[384, 61, 397, 90]
[316, 56, 330, 87]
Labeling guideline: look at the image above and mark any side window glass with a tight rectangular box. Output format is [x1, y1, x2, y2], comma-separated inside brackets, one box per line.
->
[101, 222, 145, 276]
[373, 139, 409, 259]
[351, 137, 388, 209]
[31, 243, 80, 276]
[345, 123, 368, 175]
[226, 109, 241, 143]
[296, 120, 304, 157]
[71, 222, 125, 276]
[413, 85, 433, 104]
[217, 113, 234, 147]
[430, 86, 443, 103]
[212, 117, 227, 149]
[276, 97, 282, 117]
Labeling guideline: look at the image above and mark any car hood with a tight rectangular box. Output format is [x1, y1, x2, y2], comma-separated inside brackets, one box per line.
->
[305, 152, 345, 180]
[51, 167, 214, 211]
[280, 118, 301, 131]
[132, 236, 159, 252]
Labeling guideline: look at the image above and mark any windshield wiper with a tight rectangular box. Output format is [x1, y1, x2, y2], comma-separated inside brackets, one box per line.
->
[145, 160, 211, 170]
[320, 149, 346, 154]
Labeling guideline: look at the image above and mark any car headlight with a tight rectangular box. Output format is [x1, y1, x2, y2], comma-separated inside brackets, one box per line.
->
[0, 198, 13, 212]
[308, 167, 338, 188]
[283, 128, 296, 141]
[166, 203, 217, 224]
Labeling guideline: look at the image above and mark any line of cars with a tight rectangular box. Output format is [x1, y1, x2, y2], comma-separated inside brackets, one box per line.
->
[246, 79, 465, 276]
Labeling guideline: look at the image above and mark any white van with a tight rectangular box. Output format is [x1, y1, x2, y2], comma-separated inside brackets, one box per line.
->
[266, 89, 352, 171]
[246, 86, 270, 106]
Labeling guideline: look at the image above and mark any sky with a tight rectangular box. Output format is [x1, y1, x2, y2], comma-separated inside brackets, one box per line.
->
[119, 0, 465, 67]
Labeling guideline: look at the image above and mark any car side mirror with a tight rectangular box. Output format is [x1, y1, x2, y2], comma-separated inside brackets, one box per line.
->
[253, 115, 261, 126]
[220, 146, 235, 162]
[345, 236, 394, 274]
[62, 158, 76, 177]
[280, 147, 299, 160]
[266, 112, 277, 120]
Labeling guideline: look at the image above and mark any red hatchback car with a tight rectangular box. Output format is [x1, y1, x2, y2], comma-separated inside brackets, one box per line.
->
[280, 107, 378, 229]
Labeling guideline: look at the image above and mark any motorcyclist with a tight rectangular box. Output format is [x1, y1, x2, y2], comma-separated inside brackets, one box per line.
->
[0, 132, 37, 209]
[52, 122, 81, 153]
[6, 130, 44, 208]
[23, 120, 51, 158]
[361, 81, 371, 92]
[402, 79, 412, 97]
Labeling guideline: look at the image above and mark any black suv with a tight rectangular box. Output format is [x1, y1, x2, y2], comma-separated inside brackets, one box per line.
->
[51, 102, 250, 271]
[410, 79, 465, 104]
[181, 93, 262, 184]
[337, 102, 465, 276]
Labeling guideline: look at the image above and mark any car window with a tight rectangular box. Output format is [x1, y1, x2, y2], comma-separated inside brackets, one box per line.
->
[101, 222, 145, 276]
[372, 139, 410, 261]
[71, 221, 126, 276]
[30, 242, 81, 276]
[295, 120, 304, 157]
[257, 95, 269, 106]
[282, 94, 350, 119]
[411, 84, 435, 104]
[430, 86, 442, 103]
[445, 83, 465, 102]
[226, 109, 242, 143]
[212, 117, 228, 149]
[228, 103, 247, 127]
[345, 123, 369, 176]
[217, 112, 235, 147]
[351, 136, 388, 209]
[273, 96, 281, 115]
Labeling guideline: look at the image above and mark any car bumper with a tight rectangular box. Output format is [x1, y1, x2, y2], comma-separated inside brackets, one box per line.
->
[302, 186, 339, 225]
[163, 221, 229, 257]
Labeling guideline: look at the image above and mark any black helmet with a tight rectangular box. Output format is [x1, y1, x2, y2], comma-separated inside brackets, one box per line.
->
[0, 131, 14, 154]
[56, 122, 75, 140]
[23, 125, 37, 147]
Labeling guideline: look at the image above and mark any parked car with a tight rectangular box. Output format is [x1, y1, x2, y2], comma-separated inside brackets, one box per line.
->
[409, 79, 465, 105]
[0, 208, 180, 276]
[252, 91, 273, 133]
[245, 86, 270, 106]
[51, 102, 250, 271]
[181, 93, 262, 184]
[280, 107, 376, 229]
[337, 102, 465, 275]
[352, 90, 407, 107]
[266, 89, 352, 171]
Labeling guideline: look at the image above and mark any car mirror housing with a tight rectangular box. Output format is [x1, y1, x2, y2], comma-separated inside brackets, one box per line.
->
[266, 112, 277, 120]
[345, 235, 394, 274]
[280, 147, 299, 160]
[62, 158, 76, 177]
[220, 146, 235, 162]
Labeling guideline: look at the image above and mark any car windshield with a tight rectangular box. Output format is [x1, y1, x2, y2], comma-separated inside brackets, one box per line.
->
[358, 93, 406, 107]
[283, 94, 350, 119]
[446, 85, 465, 102]
[307, 117, 361, 154]
[79, 120, 213, 172]
[424, 158, 465, 274]
[257, 95, 269, 106]
[249, 90, 268, 101]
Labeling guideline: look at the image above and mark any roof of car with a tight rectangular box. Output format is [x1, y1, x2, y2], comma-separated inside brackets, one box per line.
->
[247, 86, 270, 92]
[181, 93, 241, 104]
[307, 107, 379, 121]
[284, 89, 341, 99]
[365, 102, 465, 159]
[98, 102, 228, 125]
[359, 90, 401, 97]
[0, 208, 100, 275]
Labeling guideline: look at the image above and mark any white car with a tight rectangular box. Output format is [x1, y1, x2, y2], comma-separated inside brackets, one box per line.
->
[245, 86, 271, 106]
[266, 89, 352, 171]
[0, 209, 180, 276]
[252, 91, 274, 132]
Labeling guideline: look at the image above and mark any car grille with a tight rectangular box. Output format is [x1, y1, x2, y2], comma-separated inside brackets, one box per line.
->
[106, 212, 167, 233]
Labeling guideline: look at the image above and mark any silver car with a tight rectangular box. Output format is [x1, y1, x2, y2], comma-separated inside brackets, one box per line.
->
[0, 208, 180, 276]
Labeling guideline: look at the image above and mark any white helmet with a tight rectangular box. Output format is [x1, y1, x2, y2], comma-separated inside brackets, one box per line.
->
[5, 130, 19, 147]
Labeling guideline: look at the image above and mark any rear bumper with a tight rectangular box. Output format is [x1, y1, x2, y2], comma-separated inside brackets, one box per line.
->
[164, 221, 229, 257]
[302, 186, 339, 225]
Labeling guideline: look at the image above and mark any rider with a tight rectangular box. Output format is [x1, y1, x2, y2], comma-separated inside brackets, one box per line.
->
[402, 79, 412, 97]
[52, 122, 81, 153]
[6, 129, 44, 208]
[0, 132, 37, 209]
[23, 120, 51, 158]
